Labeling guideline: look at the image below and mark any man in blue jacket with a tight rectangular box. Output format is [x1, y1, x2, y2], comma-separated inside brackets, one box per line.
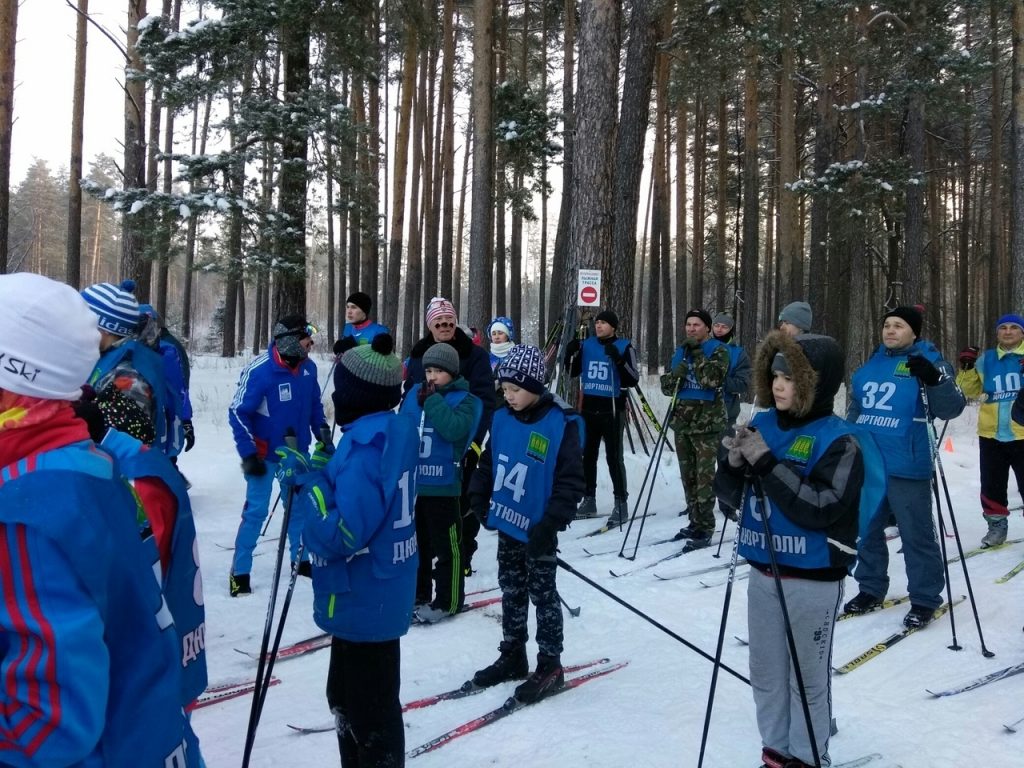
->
[845, 306, 965, 628]
[228, 314, 328, 596]
[0, 272, 202, 767]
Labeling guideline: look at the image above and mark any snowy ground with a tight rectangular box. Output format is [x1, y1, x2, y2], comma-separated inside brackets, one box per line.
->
[185, 352, 1021, 767]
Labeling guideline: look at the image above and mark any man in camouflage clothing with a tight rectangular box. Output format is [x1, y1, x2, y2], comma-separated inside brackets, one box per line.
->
[661, 309, 730, 552]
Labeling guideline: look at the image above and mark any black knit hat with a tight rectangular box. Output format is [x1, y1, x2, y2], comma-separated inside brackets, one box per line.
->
[331, 334, 403, 426]
[595, 309, 619, 330]
[347, 292, 372, 316]
[882, 306, 923, 339]
[685, 309, 713, 330]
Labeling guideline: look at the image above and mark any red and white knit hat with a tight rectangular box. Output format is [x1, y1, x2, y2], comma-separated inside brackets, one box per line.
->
[425, 296, 457, 327]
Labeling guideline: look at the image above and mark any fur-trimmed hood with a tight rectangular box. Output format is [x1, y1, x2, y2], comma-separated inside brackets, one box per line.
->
[754, 331, 844, 420]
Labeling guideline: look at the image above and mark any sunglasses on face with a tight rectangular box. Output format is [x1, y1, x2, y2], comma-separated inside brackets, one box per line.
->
[433, 321, 455, 329]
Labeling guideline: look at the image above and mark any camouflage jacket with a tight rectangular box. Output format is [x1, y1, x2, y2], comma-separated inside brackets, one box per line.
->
[659, 342, 730, 434]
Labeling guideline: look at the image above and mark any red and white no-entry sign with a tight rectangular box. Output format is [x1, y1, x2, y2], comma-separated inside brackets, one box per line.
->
[577, 269, 602, 307]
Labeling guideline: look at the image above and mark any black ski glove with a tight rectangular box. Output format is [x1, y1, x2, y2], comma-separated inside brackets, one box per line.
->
[604, 343, 622, 363]
[182, 420, 196, 452]
[526, 517, 559, 559]
[333, 336, 358, 357]
[907, 355, 941, 387]
[417, 382, 437, 408]
[241, 454, 267, 477]
[472, 504, 495, 531]
[564, 338, 581, 359]
[73, 398, 108, 444]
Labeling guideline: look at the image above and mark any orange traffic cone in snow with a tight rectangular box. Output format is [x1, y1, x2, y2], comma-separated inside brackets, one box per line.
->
[944, 437, 954, 453]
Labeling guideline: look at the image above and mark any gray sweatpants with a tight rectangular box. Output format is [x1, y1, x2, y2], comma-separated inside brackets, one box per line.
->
[747, 568, 843, 766]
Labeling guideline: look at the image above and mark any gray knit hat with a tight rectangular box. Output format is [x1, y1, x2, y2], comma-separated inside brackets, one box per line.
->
[712, 312, 734, 330]
[331, 334, 403, 425]
[422, 342, 460, 377]
[778, 301, 812, 332]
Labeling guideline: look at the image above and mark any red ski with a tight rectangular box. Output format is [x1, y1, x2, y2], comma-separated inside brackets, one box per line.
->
[191, 677, 280, 710]
[406, 661, 629, 758]
[286, 657, 614, 734]
[237, 597, 503, 663]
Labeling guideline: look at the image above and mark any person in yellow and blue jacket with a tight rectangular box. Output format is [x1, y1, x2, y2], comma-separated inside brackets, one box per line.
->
[956, 313, 1024, 548]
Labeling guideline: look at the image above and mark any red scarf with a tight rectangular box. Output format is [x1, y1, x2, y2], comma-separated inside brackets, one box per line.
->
[0, 391, 91, 469]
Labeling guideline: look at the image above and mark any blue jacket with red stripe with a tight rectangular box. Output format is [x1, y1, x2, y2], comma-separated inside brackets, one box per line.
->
[0, 440, 201, 768]
[228, 343, 326, 460]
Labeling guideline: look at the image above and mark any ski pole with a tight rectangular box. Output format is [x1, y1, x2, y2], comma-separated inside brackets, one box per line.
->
[633, 385, 675, 452]
[920, 384, 994, 657]
[618, 395, 676, 559]
[556, 557, 749, 686]
[626, 391, 650, 457]
[629, 389, 658, 446]
[242, 451, 299, 767]
[260, 492, 282, 538]
[713, 515, 731, 559]
[558, 592, 581, 618]
[252, 542, 306, 728]
[752, 476, 822, 768]
[622, 402, 637, 456]
[697, 511, 744, 768]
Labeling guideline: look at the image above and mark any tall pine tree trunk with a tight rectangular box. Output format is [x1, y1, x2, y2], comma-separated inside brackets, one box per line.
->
[777, 0, 799, 304]
[547, 0, 574, 330]
[1013, 0, 1024, 309]
[610, 0, 662, 333]
[274, 3, 311, 317]
[66, 0, 88, 287]
[386, 27, 418, 333]
[122, 0, 148, 292]
[738, 14, 760, 351]
[567, 0, 621, 309]
[468, 0, 495, 328]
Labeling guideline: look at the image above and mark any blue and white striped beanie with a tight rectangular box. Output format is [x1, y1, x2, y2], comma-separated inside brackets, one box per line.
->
[497, 344, 546, 395]
[81, 279, 140, 337]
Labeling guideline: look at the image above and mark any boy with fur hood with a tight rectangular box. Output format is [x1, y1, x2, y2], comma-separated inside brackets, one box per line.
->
[715, 331, 864, 768]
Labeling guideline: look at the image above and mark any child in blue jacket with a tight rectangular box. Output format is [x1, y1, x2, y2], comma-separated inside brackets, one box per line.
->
[468, 345, 585, 705]
[0, 273, 201, 768]
[400, 342, 483, 623]
[278, 334, 419, 767]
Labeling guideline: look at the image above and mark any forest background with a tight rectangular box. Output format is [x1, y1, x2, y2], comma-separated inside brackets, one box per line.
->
[2, 0, 1024, 378]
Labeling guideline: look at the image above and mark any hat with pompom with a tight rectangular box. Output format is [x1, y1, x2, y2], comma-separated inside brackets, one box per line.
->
[81, 279, 140, 337]
[497, 344, 547, 395]
[331, 333, 404, 425]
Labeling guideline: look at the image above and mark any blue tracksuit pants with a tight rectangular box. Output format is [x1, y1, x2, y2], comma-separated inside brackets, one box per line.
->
[231, 461, 307, 575]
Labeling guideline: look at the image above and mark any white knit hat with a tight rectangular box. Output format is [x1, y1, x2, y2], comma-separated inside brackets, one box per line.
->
[0, 273, 100, 400]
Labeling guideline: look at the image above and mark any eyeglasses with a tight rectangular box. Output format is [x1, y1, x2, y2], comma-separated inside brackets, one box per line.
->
[433, 321, 455, 329]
